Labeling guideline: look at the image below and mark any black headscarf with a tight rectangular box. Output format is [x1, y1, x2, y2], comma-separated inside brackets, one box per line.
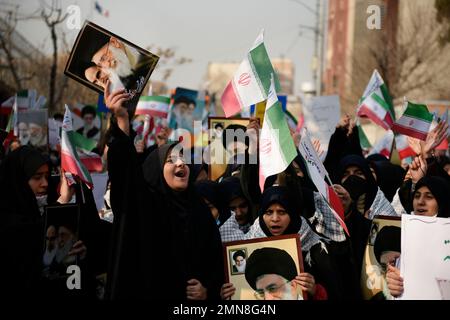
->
[370, 161, 406, 202]
[195, 180, 230, 226]
[258, 186, 302, 237]
[414, 176, 450, 218]
[337, 154, 378, 213]
[0, 145, 51, 216]
[0, 146, 54, 297]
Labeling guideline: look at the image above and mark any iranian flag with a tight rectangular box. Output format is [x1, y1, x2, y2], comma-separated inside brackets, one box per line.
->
[259, 77, 296, 191]
[136, 96, 170, 118]
[298, 127, 348, 234]
[71, 131, 103, 172]
[369, 130, 394, 159]
[392, 102, 433, 141]
[221, 30, 280, 118]
[357, 70, 395, 130]
[0, 89, 46, 114]
[61, 105, 93, 188]
[356, 119, 371, 150]
[394, 134, 416, 160]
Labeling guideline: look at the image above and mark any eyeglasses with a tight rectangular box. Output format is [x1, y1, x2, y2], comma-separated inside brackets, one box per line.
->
[229, 202, 248, 211]
[254, 279, 291, 300]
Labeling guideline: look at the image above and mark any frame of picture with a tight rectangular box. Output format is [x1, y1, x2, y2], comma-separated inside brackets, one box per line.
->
[223, 234, 305, 300]
[360, 215, 401, 300]
[64, 20, 159, 101]
[207, 116, 250, 181]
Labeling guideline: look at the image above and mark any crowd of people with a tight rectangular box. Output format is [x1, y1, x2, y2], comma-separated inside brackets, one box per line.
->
[0, 83, 449, 301]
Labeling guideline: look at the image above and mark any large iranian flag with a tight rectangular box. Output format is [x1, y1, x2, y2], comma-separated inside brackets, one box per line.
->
[392, 102, 433, 141]
[259, 77, 296, 191]
[357, 70, 395, 130]
[136, 96, 170, 118]
[71, 131, 103, 172]
[61, 105, 93, 188]
[221, 30, 280, 118]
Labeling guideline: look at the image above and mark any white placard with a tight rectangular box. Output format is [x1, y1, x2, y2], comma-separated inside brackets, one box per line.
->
[302, 95, 340, 155]
[401, 214, 450, 300]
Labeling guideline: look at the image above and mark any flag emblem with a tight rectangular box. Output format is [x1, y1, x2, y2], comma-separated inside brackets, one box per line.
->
[238, 73, 251, 86]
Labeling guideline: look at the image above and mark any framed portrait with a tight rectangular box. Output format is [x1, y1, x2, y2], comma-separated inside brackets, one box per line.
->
[17, 109, 48, 151]
[223, 234, 305, 300]
[42, 204, 81, 281]
[360, 215, 401, 300]
[64, 21, 159, 112]
[208, 117, 250, 181]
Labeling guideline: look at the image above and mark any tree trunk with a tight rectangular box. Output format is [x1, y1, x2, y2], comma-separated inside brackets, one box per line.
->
[49, 23, 57, 114]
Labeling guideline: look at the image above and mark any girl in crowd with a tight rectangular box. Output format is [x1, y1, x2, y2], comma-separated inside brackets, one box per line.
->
[104, 85, 224, 300]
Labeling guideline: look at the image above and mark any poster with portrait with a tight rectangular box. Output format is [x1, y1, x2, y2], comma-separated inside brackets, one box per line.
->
[42, 204, 81, 281]
[17, 109, 48, 151]
[360, 216, 401, 300]
[64, 21, 159, 113]
[223, 234, 305, 300]
[208, 117, 250, 181]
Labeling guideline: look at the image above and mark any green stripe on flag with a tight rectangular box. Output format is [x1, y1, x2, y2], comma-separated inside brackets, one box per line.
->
[66, 131, 92, 183]
[404, 102, 433, 122]
[372, 92, 393, 116]
[380, 83, 395, 120]
[71, 131, 97, 151]
[357, 125, 371, 149]
[266, 102, 297, 163]
[139, 96, 170, 103]
[249, 43, 280, 95]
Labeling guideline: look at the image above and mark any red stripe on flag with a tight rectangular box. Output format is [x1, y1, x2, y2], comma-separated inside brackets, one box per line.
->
[436, 138, 449, 151]
[135, 110, 168, 118]
[392, 123, 428, 141]
[327, 185, 344, 220]
[61, 151, 92, 188]
[358, 104, 392, 130]
[398, 147, 416, 160]
[221, 81, 242, 118]
[80, 157, 103, 172]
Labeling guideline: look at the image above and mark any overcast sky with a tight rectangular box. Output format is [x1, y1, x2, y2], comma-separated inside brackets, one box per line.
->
[13, 0, 320, 94]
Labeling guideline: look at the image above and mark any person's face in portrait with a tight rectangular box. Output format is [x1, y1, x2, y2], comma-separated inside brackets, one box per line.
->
[46, 226, 57, 251]
[235, 255, 245, 267]
[18, 122, 30, 144]
[263, 203, 291, 236]
[92, 37, 132, 78]
[229, 196, 249, 225]
[413, 186, 439, 217]
[163, 149, 190, 191]
[28, 123, 45, 146]
[84, 65, 109, 89]
[82, 113, 95, 127]
[255, 274, 297, 300]
[57, 226, 74, 250]
[28, 164, 49, 196]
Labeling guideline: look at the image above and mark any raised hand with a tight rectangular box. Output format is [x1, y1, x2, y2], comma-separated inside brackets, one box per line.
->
[409, 155, 427, 183]
[294, 273, 316, 296]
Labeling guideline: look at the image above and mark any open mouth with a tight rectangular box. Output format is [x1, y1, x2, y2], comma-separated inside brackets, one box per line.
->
[270, 226, 282, 233]
[174, 170, 186, 178]
[416, 208, 428, 214]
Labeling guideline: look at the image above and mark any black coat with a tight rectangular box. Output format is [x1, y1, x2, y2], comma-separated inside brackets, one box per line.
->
[106, 122, 223, 300]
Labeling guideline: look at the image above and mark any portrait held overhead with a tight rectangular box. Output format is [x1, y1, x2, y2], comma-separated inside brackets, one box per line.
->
[64, 21, 159, 112]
